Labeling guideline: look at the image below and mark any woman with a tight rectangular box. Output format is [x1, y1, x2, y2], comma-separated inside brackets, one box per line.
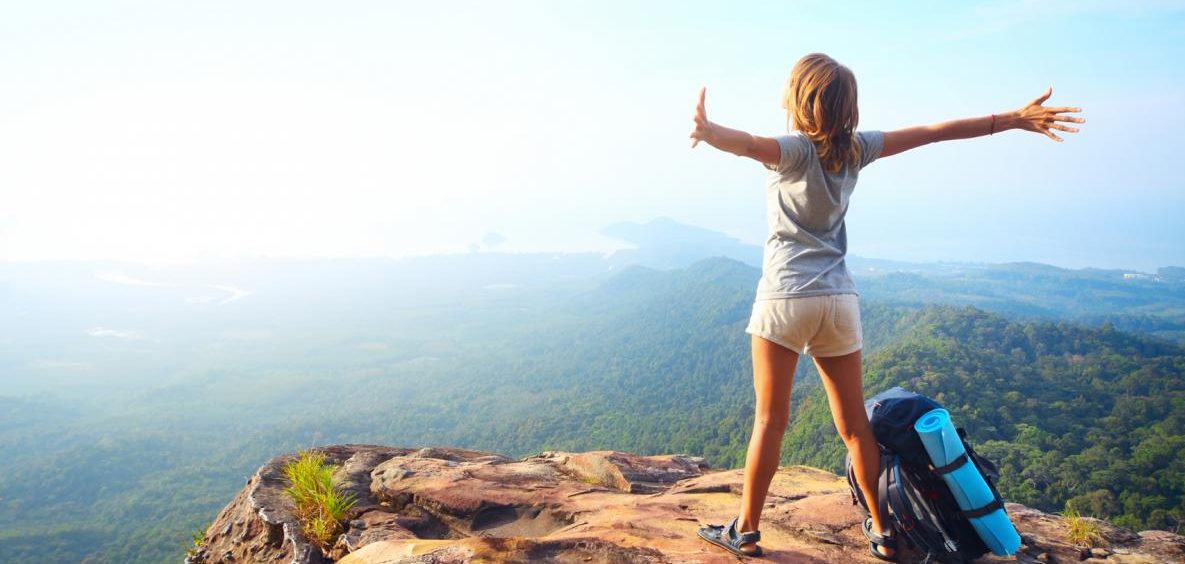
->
[691, 53, 1083, 560]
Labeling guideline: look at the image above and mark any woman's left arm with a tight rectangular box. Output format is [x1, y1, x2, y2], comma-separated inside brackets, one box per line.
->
[689, 86, 781, 168]
[881, 87, 1084, 158]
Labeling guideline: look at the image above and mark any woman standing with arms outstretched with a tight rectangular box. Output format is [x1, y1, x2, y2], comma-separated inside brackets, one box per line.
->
[691, 53, 1083, 560]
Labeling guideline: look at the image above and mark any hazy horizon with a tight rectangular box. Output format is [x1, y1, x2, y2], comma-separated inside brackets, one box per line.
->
[1, 241, 1180, 281]
[1, 215, 1181, 274]
[2, 1, 1183, 271]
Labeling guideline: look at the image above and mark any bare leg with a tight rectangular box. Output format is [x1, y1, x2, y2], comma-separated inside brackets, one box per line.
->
[813, 349, 895, 558]
[735, 334, 798, 554]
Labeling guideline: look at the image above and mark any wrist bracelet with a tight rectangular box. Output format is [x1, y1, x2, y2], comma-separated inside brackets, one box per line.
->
[990, 114, 997, 135]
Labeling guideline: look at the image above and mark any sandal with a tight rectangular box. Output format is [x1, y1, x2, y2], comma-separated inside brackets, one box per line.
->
[698, 516, 764, 557]
[862, 517, 898, 562]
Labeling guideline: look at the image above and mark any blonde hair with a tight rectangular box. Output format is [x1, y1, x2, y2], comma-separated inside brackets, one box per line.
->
[781, 53, 861, 174]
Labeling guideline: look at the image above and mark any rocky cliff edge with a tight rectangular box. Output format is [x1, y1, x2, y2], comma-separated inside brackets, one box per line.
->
[186, 444, 1185, 563]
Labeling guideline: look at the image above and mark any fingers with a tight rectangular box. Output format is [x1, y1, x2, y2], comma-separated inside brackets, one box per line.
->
[1048, 105, 1085, 125]
[690, 86, 706, 149]
[693, 86, 705, 113]
[1047, 122, 1079, 133]
[1040, 126, 1063, 142]
[691, 86, 709, 149]
[1042, 111, 1083, 129]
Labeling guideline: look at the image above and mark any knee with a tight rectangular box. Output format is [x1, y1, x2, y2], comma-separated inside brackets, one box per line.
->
[837, 428, 861, 446]
[754, 414, 789, 430]
[835, 419, 871, 446]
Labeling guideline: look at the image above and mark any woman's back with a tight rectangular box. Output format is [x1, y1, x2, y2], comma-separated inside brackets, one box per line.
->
[755, 129, 884, 300]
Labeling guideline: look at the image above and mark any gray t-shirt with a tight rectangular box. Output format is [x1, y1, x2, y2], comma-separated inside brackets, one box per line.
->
[755, 129, 884, 300]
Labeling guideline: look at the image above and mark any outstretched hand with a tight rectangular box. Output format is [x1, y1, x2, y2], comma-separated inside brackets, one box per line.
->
[684, 86, 779, 165]
[689, 86, 714, 148]
[1012, 87, 1084, 142]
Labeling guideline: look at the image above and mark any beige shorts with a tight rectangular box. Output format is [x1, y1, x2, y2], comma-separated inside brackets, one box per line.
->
[745, 293, 862, 357]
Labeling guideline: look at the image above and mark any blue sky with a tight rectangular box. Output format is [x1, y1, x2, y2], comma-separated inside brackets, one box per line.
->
[1, 1, 1182, 270]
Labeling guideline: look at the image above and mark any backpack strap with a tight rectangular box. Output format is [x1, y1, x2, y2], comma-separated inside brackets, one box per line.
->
[885, 456, 916, 534]
[959, 496, 1004, 520]
[931, 452, 969, 475]
[892, 458, 961, 554]
[876, 452, 891, 521]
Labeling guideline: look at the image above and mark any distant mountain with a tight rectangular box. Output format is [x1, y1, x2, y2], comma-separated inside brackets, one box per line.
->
[855, 261, 1185, 342]
[600, 216, 762, 270]
[596, 218, 1185, 342]
[1160, 266, 1185, 281]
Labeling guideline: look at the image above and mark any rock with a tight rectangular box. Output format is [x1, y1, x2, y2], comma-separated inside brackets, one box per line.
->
[336, 509, 418, 553]
[1132, 530, 1185, 563]
[1107, 556, 1161, 564]
[187, 444, 412, 564]
[542, 450, 709, 494]
[1007, 504, 1102, 563]
[190, 444, 1185, 564]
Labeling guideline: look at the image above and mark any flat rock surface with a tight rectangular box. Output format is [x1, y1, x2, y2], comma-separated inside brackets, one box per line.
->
[188, 444, 1185, 563]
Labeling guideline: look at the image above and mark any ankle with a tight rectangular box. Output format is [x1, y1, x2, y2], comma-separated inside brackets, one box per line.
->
[737, 516, 759, 533]
[870, 518, 891, 536]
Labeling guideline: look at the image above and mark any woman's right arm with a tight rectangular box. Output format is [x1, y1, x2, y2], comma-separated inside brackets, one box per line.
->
[881, 87, 1085, 159]
[689, 86, 782, 168]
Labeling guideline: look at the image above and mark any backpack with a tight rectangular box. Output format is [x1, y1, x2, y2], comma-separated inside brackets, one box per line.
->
[843, 387, 1007, 564]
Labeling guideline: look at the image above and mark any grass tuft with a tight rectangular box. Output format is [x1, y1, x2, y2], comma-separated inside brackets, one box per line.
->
[281, 449, 358, 550]
[1061, 504, 1105, 548]
[184, 523, 207, 558]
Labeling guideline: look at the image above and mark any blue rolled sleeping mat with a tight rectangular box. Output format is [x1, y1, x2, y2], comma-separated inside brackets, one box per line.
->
[914, 408, 1022, 556]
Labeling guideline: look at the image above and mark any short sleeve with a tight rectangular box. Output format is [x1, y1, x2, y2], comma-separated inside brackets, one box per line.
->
[856, 130, 884, 170]
[763, 132, 812, 175]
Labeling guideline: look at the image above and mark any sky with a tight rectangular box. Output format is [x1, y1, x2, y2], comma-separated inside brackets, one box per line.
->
[1, 0, 1183, 271]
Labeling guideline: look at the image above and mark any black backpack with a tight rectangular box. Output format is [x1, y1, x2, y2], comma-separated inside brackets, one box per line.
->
[844, 387, 1009, 564]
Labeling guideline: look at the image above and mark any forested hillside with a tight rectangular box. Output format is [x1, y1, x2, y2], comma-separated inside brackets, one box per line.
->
[852, 260, 1185, 343]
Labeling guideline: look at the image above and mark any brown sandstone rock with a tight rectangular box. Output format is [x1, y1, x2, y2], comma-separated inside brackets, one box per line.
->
[543, 450, 711, 494]
[190, 445, 1185, 564]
